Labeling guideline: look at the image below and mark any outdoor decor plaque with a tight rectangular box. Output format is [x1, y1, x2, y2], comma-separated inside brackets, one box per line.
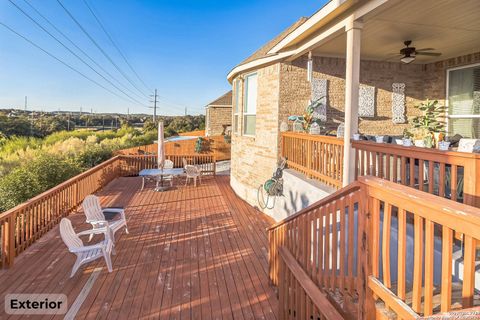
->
[358, 84, 375, 117]
[311, 78, 327, 121]
[392, 83, 406, 123]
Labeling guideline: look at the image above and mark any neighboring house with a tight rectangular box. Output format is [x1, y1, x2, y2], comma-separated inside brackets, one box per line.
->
[227, 0, 480, 219]
[204, 91, 232, 136]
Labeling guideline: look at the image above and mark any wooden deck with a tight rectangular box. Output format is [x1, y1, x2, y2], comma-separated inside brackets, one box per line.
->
[0, 176, 278, 319]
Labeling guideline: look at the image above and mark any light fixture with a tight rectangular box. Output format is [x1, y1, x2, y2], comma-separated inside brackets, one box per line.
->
[400, 53, 415, 64]
[307, 51, 313, 82]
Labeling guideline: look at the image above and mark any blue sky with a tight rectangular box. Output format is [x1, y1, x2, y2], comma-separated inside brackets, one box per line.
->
[0, 0, 324, 115]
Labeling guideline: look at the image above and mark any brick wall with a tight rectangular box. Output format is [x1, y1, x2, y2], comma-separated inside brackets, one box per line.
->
[230, 64, 281, 206]
[205, 106, 232, 136]
[279, 52, 480, 136]
[280, 56, 425, 135]
[229, 52, 480, 212]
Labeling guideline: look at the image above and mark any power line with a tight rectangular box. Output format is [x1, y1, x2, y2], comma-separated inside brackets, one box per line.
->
[21, 0, 147, 102]
[56, 0, 150, 98]
[82, 0, 152, 93]
[7, 0, 148, 107]
[0, 21, 145, 107]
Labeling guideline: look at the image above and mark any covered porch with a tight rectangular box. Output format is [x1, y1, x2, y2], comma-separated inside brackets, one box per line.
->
[272, 0, 480, 187]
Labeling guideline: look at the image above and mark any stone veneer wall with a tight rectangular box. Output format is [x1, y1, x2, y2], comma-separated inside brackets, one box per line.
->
[205, 106, 232, 136]
[279, 52, 480, 136]
[230, 64, 281, 208]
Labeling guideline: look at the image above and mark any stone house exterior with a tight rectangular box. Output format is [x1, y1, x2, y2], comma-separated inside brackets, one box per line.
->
[205, 91, 232, 137]
[227, 0, 480, 218]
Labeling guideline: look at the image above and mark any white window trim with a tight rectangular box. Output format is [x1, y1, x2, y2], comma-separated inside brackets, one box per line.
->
[243, 72, 257, 137]
[445, 62, 480, 133]
[233, 79, 241, 135]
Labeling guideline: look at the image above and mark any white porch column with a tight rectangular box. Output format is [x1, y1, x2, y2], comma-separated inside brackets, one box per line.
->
[342, 18, 363, 186]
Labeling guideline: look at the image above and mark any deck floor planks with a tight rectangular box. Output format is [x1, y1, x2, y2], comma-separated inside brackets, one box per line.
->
[217, 177, 278, 319]
[0, 176, 279, 319]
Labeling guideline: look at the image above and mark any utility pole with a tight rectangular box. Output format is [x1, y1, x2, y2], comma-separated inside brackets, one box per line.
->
[24, 96, 27, 111]
[185, 107, 187, 116]
[149, 89, 159, 122]
[102, 115, 105, 131]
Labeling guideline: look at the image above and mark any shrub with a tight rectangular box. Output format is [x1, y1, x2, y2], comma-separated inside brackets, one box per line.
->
[0, 154, 81, 211]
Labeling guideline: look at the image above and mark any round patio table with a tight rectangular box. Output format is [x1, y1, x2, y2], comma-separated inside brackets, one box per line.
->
[139, 168, 184, 192]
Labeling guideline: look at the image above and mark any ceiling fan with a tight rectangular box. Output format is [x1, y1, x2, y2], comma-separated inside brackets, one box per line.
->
[399, 40, 441, 64]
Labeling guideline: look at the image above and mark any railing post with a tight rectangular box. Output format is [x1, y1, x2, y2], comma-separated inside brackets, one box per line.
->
[357, 183, 376, 320]
[213, 155, 217, 176]
[464, 156, 480, 208]
[307, 138, 313, 178]
[5, 215, 15, 267]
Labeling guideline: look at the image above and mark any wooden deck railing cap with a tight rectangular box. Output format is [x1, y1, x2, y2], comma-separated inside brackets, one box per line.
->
[352, 140, 480, 160]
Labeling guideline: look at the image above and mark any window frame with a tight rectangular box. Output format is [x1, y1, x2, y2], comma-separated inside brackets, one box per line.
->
[445, 62, 480, 137]
[233, 79, 241, 135]
[242, 72, 258, 137]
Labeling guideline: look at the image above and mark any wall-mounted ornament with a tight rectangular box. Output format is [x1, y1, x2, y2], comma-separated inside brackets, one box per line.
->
[311, 78, 327, 122]
[392, 83, 406, 123]
[358, 84, 375, 117]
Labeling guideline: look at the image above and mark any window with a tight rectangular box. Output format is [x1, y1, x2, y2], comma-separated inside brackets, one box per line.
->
[447, 64, 480, 138]
[233, 79, 240, 134]
[243, 73, 257, 136]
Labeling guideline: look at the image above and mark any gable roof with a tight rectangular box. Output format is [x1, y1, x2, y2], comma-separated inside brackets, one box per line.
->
[206, 90, 232, 107]
[238, 17, 308, 67]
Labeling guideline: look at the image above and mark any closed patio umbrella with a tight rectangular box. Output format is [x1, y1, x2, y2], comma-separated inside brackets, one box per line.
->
[157, 121, 165, 169]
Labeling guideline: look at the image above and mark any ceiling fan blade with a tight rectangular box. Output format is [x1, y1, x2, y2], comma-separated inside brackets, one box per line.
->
[416, 52, 442, 56]
[416, 48, 435, 52]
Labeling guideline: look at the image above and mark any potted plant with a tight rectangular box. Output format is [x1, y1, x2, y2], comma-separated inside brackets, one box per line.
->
[223, 134, 231, 144]
[407, 99, 446, 148]
[401, 129, 413, 146]
[303, 98, 326, 133]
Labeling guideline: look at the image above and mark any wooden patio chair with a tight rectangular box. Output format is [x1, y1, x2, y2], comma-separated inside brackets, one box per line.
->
[59, 218, 114, 278]
[82, 195, 129, 243]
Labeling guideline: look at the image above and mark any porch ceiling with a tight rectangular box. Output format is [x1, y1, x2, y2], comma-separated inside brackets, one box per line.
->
[312, 0, 480, 63]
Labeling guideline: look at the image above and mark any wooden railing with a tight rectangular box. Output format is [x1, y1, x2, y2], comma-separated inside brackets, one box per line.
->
[352, 140, 480, 208]
[268, 182, 366, 319]
[121, 154, 217, 176]
[281, 132, 344, 188]
[268, 176, 480, 319]
[0, 154, 217, 268]
[118, 134, 231, 161]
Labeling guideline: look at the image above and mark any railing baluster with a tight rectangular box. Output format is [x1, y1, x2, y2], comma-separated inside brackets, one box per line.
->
[412, 215, 424, 313]
[382, 203, 391, 289]
[441, 226, 453, 312]
[397, 208, 406, 301]
[424, 219, 435, 316]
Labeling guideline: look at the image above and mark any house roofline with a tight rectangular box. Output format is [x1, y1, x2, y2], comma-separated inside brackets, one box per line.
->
[205, 104, 232, 108]
[267, 0, 362, 55]
[226, 0, 388, 83]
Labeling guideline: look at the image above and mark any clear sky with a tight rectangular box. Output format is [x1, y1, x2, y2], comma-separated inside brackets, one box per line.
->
[0, 0, 325, 115]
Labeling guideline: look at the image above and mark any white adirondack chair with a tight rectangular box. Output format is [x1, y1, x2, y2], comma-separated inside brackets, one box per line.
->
[82, 195, 128, 242]
[60, 218, 114, 278]
[185, 165, 202, 187]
